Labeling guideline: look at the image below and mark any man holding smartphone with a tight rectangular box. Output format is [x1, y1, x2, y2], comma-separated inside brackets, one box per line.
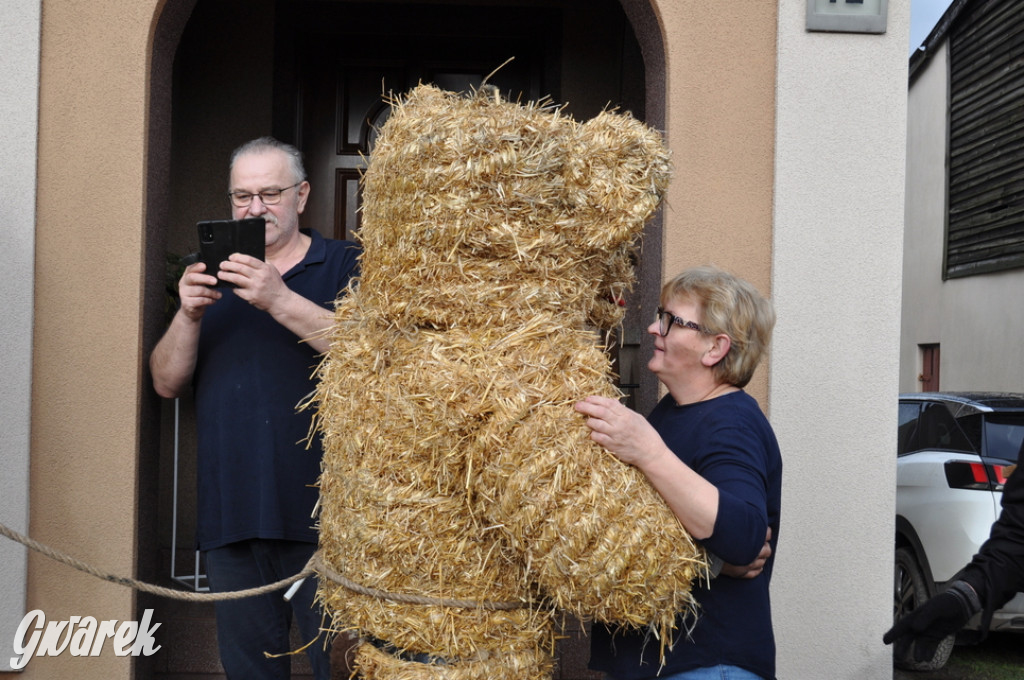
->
[151, 137, 360, 679]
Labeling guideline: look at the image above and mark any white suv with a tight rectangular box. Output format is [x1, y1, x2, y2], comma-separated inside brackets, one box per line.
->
[894, 392, 1024, 670]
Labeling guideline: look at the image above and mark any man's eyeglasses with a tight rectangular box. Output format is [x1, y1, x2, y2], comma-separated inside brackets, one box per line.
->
[228, 182, 301, 208]
[656, 307, 706, 337]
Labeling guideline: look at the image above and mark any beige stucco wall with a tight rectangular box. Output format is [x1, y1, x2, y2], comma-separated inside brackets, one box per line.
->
[24, 1, 159, 676]
[657, 3, 778, 404]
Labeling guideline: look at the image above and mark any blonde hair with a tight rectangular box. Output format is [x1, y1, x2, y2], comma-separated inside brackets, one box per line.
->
[661, 265, 775, 388]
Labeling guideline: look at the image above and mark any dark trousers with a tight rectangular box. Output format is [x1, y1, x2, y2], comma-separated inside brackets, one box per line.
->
[205, 539, 329, 680]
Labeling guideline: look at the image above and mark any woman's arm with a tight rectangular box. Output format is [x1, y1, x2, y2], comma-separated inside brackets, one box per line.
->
[575, 394, 771, 565]
[575, 395, 720, 539]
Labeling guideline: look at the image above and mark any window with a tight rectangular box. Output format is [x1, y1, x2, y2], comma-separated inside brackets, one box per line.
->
[898, 401, 922, 455]
[983, 415, 1024, 461]
[915, 402, 974, 453]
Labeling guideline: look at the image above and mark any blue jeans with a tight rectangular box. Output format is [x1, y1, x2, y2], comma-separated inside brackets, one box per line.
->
[657, 666, 765, 680]
[206, 539, 329, 680]
[607, 667, 765, 680]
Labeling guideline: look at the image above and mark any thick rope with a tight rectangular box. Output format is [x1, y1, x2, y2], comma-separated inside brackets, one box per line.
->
[309, 552, 528, 610]
[0, 520, 528, 610]
[0, 520, 312, 602]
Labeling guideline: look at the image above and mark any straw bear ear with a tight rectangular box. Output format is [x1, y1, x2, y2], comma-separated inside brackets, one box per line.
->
[568, 111, 673, 250]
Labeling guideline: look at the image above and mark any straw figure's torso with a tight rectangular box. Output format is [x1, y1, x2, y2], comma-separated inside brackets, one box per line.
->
[313, 84, 707, 680]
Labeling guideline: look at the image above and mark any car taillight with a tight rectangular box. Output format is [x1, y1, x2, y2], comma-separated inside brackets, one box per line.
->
[944, 460, 1013, 491]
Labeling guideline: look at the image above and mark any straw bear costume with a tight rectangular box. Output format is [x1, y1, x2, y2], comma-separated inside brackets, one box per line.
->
[311, 84, 707, 680]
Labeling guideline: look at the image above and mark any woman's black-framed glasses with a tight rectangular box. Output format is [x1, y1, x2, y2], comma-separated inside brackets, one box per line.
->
[228, 182, 301, 208]
[656, 307, 705, 337]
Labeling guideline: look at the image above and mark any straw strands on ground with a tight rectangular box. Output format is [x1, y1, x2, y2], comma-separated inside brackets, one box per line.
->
[311, 83, 706, 679]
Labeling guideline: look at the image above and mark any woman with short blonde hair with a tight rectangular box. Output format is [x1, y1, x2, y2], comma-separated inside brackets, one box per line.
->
[577, 265, 782, 680]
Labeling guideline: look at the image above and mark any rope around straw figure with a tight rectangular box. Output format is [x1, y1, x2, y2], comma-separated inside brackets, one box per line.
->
[309, 83, 708, 680]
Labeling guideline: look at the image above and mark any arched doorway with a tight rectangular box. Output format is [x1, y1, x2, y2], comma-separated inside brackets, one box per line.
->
[143, 2, 665, 676]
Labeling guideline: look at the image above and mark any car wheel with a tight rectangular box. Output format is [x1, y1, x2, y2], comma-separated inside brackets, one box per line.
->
[893, 546, 955, 671]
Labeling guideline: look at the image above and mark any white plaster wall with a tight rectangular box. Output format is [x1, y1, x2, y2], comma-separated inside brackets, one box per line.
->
[902, 40, 1024, 394]
[0, 0, 39, 671]
[924, 268, 1024, 391]
[771, 2, 908, 678]
[901, 42, 948, 391]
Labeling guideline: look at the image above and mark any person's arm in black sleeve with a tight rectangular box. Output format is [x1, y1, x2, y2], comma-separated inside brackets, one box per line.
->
[960, 459, 1024, 630]
[884, 457, 1024, 662]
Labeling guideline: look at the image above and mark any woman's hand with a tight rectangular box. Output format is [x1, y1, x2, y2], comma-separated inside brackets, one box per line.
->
[720, 527, 772, 578]
[574, 395, 720, 540]
[574, 395, 666, 468]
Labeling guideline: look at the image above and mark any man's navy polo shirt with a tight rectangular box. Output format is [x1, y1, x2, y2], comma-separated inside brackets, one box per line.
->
[193, 229, 360, 551]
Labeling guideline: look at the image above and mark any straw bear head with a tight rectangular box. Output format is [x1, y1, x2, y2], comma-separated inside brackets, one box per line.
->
[355, 83, 672, 331]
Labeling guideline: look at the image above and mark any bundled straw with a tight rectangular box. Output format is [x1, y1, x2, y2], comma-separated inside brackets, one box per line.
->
[311, 83, 706, 680]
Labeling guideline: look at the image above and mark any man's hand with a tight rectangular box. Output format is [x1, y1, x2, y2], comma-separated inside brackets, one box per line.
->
[215, 253, 288, 311]
[215, 252, 336, 353]
[150, 261, 220, 398]
[177, 261, 222, 320]
[883, 580, 981, 663]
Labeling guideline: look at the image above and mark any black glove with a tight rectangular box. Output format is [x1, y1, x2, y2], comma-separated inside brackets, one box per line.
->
[883, 580, 982, 663]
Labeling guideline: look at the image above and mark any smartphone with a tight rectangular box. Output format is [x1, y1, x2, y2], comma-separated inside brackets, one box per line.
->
[197, 218, 266, 286]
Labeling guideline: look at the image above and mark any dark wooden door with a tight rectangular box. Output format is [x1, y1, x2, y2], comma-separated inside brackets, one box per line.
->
[920, 343, 940, 391]
[274, 1, 644, 413]
[288, 3, 560, 241]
